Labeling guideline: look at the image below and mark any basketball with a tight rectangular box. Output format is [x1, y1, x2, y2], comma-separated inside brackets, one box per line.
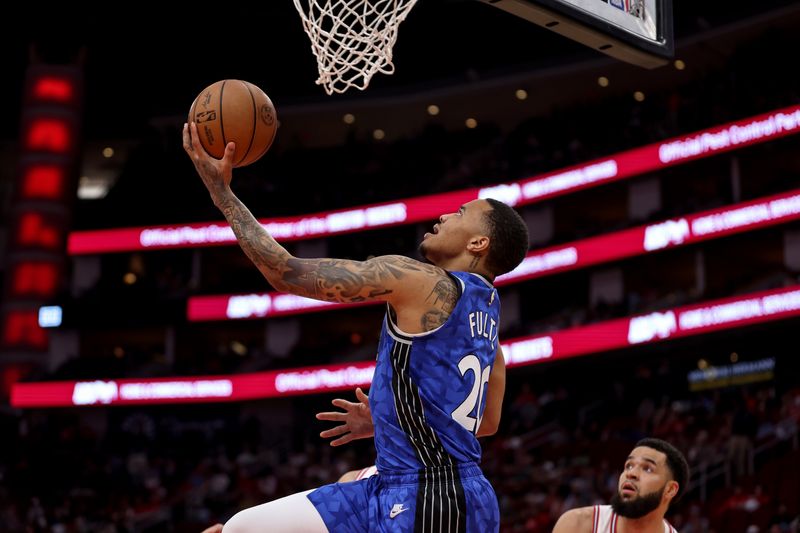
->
[188, 80, 278, 167]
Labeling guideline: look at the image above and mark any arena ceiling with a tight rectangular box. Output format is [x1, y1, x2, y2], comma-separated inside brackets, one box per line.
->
[1, 0, 797, 141]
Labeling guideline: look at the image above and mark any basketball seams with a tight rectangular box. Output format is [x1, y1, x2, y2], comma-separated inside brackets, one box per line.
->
[237, 80, 258, 167]
[219, 80, 227, 151]
[250, 91, 277, 164]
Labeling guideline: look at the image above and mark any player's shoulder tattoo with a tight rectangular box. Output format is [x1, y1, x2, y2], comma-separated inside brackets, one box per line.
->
[420, 272, 459, 330]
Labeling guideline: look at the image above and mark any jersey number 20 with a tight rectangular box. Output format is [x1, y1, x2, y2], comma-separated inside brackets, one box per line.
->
[451, 354, 491, 434]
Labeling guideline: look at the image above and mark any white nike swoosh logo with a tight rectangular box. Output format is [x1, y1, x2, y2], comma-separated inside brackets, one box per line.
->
[389, 506, 408, 518]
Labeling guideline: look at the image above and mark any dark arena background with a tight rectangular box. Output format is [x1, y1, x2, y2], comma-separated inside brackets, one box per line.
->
[2, 1, 800, 531]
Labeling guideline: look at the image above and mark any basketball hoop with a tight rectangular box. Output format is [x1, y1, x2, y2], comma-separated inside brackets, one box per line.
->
[292, 0, 419, 95]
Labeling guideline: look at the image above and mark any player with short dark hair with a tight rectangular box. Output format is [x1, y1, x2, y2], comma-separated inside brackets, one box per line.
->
[183, 123, 529, 533]
[553, 438, 690, 533]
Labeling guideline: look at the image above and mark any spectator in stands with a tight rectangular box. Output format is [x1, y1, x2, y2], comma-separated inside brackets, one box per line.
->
[767, 503, 796, 532]
[729, 396, 758, 478]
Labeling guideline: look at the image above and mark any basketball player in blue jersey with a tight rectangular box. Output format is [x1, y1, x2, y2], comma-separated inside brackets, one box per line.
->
[317, 382, 496, 476]
[553, 438, 689, 533]
[183, 123, 529, 533]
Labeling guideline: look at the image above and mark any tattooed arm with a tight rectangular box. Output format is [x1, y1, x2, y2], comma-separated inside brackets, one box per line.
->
[219, 191, 426, 303]
[182, 123, 448, 309]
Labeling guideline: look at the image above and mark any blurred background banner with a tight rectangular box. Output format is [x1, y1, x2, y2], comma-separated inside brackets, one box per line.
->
[1, 2, 800, 532]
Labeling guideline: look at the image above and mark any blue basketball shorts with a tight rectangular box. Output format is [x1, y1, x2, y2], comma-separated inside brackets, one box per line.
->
[306, 463, 499, 533]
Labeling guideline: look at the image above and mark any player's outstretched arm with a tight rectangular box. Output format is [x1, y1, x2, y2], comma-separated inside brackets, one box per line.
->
[477, 345, 506, 437]
[316, 387, 374, 446]
[183, 123, 440, 305]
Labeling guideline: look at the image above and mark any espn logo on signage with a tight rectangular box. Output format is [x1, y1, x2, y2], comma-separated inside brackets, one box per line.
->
[627, 311, 677, 344]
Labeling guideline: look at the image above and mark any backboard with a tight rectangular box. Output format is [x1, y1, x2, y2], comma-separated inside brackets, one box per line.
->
[480, 0, 673, 68]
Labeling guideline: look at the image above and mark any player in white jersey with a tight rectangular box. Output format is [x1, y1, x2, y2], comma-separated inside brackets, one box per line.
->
[553, 438, 689, 533]
[338, 465, 379, 483]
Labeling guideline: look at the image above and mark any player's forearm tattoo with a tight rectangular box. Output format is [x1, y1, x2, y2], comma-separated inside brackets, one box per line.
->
[215, 191, 292, 273]
[214, 190, 433, 303]
[281, 257, 403, 302]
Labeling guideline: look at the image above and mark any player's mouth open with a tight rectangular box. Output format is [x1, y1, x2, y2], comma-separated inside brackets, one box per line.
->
[423, 225, 439, 239]
[621, 482, 637, 495]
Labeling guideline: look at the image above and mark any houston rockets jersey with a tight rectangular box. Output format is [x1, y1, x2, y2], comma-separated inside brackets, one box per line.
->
[591, 505, 678, 533]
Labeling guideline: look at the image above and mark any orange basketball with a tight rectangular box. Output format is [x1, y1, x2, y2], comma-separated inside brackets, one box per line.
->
[188, 80, 278, 167]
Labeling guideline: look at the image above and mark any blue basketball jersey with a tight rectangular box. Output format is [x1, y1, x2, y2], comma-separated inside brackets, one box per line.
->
[307, 270, 502, 532]
[371, 271, 500, 472]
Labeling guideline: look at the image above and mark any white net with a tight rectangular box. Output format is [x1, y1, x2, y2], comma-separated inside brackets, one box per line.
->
[293, 0, 419, 95]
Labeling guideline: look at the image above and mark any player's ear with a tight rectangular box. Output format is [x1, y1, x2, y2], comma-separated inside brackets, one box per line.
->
[467, 235, 489, 254]
[664, 480, 679, 501]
